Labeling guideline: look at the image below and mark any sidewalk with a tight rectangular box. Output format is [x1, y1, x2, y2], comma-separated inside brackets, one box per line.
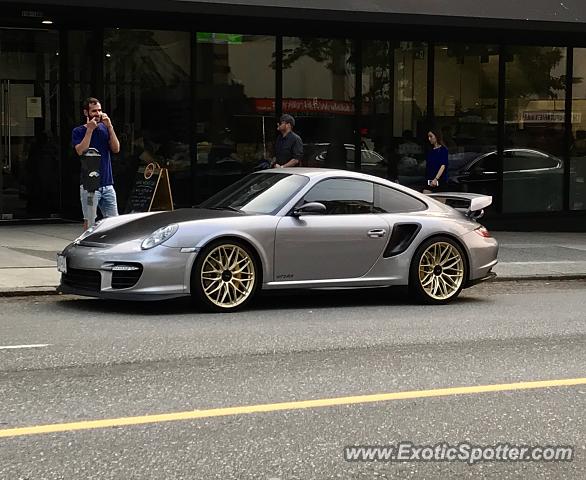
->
[0, 224, 585, 296]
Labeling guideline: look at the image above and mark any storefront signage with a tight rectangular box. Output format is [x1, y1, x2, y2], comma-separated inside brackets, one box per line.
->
[522, 111, 581, 124]
[125, 163, 174, 214]
[26, 97, 42, 118]
[254, 98, 367, 116]
[197, 32, 243, 44]
[21, 10, 43, 18]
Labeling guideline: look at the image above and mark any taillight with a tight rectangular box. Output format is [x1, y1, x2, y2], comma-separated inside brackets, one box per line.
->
[474, 226, 491, 238]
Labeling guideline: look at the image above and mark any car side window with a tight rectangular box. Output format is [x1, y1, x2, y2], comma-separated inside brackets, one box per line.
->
[303, 178, 374, 215]
[474, 153, 498, 172]
[509, 151, 559, 170]
[374, 184, 427, 213]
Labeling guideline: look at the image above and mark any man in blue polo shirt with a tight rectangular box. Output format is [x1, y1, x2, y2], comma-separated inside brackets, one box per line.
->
[72, 97, 121, 230]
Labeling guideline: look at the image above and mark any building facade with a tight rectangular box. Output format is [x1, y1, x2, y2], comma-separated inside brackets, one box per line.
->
[1, 0, 586, 229]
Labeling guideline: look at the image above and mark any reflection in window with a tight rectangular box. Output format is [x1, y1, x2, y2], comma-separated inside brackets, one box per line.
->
[374, 184, 426, 213]
[283, 38, 355, 170]
[435, 44, 499, 198]
[571, 49, 586, 210]
[200, 172, 308, 214]
[197, 34, 276, 201]
[104, 29, 191, 209]
[504, 46, 566, 212]
[304, 179, 374, 214]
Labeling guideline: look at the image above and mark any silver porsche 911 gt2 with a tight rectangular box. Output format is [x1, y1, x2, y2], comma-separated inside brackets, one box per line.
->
[57, 168, 498, 311]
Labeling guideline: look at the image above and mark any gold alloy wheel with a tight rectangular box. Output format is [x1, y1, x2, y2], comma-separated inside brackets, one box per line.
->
[200, 244, 256, 309]
[418, 242, 464, 300]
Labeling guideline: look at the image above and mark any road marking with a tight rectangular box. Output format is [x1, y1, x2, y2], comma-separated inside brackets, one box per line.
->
[500, 261, 578, 265]
[0, 344, 50, 350]
[0, 377, 584, 439]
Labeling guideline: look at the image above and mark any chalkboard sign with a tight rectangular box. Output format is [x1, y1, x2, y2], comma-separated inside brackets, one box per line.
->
[125, 163, 174, 214]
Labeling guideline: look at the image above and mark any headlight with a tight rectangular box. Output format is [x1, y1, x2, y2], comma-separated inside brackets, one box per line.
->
[141, 224, 179, 250]
[74, 220, 104, 244]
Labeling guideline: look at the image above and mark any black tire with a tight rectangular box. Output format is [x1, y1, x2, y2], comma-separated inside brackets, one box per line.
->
[409, 236, 467, 305]
[191, 239, 260, 312]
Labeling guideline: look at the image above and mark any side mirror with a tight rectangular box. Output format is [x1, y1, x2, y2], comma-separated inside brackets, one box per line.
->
[292, 202, 326, 216]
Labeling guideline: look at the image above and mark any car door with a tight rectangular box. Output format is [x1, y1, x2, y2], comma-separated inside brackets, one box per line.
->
[461, 152, 498, 195]
[274, 178, 389, 281]
[504, 149, 563, 211]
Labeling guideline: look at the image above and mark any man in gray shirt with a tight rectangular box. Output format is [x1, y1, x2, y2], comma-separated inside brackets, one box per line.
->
[272, 114, 303, 168]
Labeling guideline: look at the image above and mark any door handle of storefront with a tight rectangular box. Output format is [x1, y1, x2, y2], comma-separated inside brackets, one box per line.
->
[0, 81, 4, 169]
[0, 80, 10, 173]
[367, 228, 386, 238]
[5, 80, 10, 173]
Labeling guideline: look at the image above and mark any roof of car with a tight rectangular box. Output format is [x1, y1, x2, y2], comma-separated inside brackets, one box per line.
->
[255, 167, 425, 195]
[256, 167, 380, 179]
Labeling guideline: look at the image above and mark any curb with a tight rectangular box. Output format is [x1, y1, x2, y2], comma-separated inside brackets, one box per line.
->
[493, 274, 586, 282]
[0, 275, 585, 299]
[0, 287, 60, 298]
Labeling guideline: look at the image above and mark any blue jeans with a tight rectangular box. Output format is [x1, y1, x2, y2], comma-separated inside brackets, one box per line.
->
[80, 185, 119, 227]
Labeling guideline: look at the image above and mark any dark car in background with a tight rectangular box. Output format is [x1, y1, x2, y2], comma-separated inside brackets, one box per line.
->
[448, 148, 564, 212]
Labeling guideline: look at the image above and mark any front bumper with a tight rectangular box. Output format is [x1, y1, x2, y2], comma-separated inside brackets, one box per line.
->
[58, 241, 194, 300]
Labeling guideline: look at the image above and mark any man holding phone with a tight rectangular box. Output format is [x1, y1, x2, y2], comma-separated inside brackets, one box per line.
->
[72, 97, 121, 230]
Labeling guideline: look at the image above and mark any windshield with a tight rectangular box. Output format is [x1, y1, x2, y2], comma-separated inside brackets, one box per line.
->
[199, 172, 309, 214]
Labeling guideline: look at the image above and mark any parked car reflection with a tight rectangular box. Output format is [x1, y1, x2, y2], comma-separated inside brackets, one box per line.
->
[304, 143, 387, 177]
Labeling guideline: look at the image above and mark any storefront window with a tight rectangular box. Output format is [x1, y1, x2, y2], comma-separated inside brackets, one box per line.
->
[283, 37, 355, 170]
[196, 34, 275, 201]
[394, 42, 428, 188]
[571, 48, 586, 211]
[0, 28, 61, 219]
[104, 29, 191, 209]
[63, 31, 96, 219]
[361, 41, 428, 184]
[504, 46, 566, 212]
[67, 30, 95, 119]
[435, 44, 499, 199]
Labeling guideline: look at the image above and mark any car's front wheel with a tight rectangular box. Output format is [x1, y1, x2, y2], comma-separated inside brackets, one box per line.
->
[191, 239, 259, 312]
[409, 236, 467, 304]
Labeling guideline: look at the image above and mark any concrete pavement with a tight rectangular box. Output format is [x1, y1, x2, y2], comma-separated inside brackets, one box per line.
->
[0, 223, 585, 296]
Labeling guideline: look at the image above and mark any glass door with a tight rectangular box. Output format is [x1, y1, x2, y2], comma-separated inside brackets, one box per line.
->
[0, 28, 60, 219]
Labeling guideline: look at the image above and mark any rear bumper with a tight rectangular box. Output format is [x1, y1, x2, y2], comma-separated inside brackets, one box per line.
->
[465, 271, 497, 288]
[462, 230, 499, 285]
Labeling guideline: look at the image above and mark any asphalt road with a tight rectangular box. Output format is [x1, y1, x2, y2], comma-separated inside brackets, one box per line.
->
[0, 280, 585, 479]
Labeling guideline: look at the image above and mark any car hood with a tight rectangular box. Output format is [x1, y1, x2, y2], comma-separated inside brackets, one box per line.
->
[80, 208, 249, 246]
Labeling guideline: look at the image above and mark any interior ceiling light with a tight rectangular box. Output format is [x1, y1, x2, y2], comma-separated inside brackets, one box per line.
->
[42, 19, 53, 24]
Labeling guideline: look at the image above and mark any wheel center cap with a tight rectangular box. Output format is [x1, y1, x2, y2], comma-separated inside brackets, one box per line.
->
[222, 270, 232, 282]
[433, 265, 443, 276]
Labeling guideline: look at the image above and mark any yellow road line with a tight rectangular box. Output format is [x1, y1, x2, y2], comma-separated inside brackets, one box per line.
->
[1, 377, 585, 439]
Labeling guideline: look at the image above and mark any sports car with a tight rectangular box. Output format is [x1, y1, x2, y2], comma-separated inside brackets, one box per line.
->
[57, 168, 498, 311]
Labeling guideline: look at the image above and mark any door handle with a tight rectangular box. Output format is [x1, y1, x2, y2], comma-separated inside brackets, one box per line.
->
[367, 228, 386, 238]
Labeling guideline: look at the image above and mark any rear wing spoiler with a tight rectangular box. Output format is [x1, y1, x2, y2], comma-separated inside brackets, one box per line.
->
[426, 192, 492, 219]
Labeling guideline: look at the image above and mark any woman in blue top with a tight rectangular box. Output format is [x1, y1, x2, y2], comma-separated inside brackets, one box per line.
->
[423, 128, 449, 193]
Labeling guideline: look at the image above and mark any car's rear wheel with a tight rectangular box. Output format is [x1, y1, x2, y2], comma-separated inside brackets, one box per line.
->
[191, 240, 259, 312]
[409, 236, 467, 304]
